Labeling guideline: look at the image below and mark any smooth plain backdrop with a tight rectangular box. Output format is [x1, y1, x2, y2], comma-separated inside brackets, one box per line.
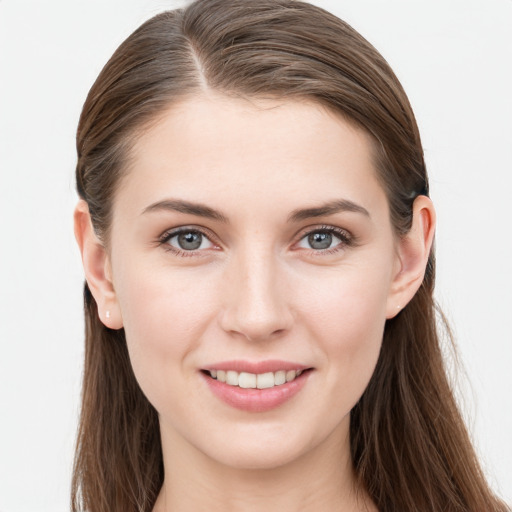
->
[0, 1, 511, 510]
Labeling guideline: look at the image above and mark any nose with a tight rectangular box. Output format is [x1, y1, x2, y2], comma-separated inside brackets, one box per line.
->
[218, 248, 293, 342]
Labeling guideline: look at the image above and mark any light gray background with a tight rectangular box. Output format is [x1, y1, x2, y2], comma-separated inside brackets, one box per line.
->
[0, 1, 510, 510]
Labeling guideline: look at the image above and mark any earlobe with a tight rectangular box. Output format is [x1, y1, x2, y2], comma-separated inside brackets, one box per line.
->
[74, 200, 123, 329]
[386, 195, 436, 319]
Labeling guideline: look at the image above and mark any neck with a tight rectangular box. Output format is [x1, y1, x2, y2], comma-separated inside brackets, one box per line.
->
[153, 421, 376, 512]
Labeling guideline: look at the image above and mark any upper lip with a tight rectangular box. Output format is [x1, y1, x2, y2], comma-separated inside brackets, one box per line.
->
[202, 360, 310, 374]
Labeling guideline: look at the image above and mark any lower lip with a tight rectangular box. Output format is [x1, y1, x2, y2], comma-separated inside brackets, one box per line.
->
[201, 371, 311, 413]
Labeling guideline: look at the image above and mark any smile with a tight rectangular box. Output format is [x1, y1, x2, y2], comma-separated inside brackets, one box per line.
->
[201, 362, 313, 412]
[206, 369, 304, 389]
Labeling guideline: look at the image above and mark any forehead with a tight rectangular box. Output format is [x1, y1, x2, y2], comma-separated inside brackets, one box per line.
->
[116, 93, 387, 220]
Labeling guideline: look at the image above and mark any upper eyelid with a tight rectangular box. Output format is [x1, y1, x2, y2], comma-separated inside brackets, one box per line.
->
[159, 225, 217, 243]
[295, 224, 352, 240]
[159, 224, 350, 237]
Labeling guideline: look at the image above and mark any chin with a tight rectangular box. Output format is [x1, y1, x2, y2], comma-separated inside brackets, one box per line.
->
[211, 439, 309, 471]
[194, 419, 345, 472]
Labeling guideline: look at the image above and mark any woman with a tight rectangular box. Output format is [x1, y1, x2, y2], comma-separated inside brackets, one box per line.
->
[72, 0, 509, 510]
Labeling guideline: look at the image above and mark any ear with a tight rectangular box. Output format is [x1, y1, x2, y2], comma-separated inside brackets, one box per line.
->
[74, 200, 123, 329]
[386, 195, 436, 319]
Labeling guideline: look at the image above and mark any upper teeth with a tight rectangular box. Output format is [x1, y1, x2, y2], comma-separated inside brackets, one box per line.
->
[209, 369, 303, 389]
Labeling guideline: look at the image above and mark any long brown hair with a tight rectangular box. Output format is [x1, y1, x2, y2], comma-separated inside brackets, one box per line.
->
[72, 1, 509, 510]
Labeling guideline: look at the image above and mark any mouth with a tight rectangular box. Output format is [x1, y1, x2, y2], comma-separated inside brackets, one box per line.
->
[201, 368, 308, 389]
[200, 362, 313, 412]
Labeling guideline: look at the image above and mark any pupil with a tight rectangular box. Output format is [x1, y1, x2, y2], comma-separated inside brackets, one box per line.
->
[308, 232, 332, 250]
[178, 232, 202, 250]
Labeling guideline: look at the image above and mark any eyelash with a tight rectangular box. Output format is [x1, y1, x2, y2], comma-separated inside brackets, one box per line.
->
[157, 225, 354, 257]
[158, 227, 219, 257]
[295, 225, 354, 256]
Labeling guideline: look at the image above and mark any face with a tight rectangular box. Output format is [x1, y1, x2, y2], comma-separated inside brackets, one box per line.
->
[107, 94, 401, 470]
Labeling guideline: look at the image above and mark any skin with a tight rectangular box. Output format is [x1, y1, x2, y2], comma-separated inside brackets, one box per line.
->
[75, 93, 435, 511]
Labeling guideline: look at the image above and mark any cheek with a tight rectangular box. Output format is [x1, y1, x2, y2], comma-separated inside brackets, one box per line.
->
[300, 262, 390, 338]
[114, 263, 217, 399]
[298, 266, 390, 402]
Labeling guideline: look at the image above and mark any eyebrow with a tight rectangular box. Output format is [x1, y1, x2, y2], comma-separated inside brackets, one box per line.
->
[288, 199, 370, 222]
[141, 199, 229, 223]
[141, 197, 370, 224]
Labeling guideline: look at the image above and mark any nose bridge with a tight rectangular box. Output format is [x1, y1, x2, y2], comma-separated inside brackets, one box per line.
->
[220, 242, 291, 341]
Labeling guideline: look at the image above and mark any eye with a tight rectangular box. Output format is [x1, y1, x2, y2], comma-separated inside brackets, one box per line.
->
[295, 226, 351, 252]
[160, 228, 216, 253]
